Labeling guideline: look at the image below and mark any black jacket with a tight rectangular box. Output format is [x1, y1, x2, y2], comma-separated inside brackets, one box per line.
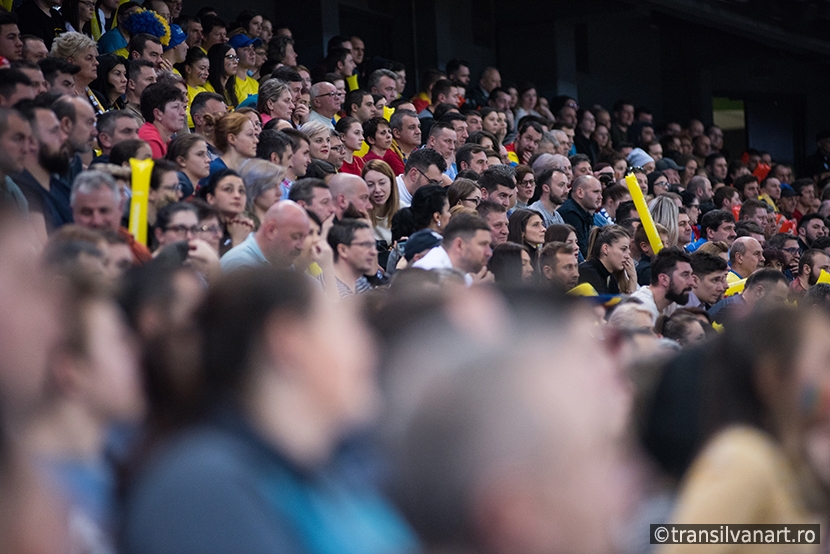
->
[557, 197, 595, 258]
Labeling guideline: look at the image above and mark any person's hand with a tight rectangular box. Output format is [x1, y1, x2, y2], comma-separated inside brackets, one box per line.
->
[226, 215, 256, 246]
[186, 239, 221, 281]
[520, 149, 532, 165]
[622, 257, 637, 292]
[312, 234, 334, 269]
[293, 103, 309, 124]
[157, 58, 173, 72]
[471, 265, 495, 284]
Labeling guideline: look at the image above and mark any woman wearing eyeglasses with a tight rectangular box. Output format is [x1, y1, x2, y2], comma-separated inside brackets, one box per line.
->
[447, 178, 482, 209]
[205, 44, 239, 108]
[514, 164, 536, 209]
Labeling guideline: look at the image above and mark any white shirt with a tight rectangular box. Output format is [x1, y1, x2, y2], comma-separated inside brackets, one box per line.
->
[629, 286, 678, 324]
[396, 174, 413, 209]
[412, 246, 473, 285]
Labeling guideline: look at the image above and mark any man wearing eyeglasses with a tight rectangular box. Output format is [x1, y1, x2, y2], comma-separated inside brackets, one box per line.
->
[154, 201, 199, 249]
[328, 218, 377, 297]
[395, 148, 446, 209]
[308, 81, 339, 130]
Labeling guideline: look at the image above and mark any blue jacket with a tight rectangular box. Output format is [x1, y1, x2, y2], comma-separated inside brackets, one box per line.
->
[557, 197, 595, 258]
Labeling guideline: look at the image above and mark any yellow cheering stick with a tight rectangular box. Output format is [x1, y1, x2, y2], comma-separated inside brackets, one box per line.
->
[724, 278, 746, 297]
[624, 172, 663, 255]
[818, 269, 830, 284]
[128, 158, 155, 247]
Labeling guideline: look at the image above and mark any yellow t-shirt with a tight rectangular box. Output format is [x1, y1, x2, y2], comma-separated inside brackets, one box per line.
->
[235, 75, 259, 106]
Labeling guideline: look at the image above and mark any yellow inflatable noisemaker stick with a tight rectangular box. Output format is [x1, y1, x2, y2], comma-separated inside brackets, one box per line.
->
[724, 278, 746, 297]
[128, 158, 154, 246]
[818, 269, 830, 284]
[624, 172, 662, 255]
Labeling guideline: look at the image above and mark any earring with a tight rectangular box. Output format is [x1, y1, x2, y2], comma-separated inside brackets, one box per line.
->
[437, 220, 441, 228]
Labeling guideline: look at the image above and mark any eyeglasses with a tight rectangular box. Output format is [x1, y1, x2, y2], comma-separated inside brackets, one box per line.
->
[416, 167, 441, 186]
[330, 144, 346, 153]
[688, 203, 700, 209]
[225, 55, 240, 61]
[462, 196, 481, 205]
[197, 224, 223, 236]
[519, 178, 535, 187]
[781, 247, 801, 255]
[79, 1, 95, 7]
[349, 240, 376, 249]
[165, 224, 199, 236]
[317, 91, 344, 98]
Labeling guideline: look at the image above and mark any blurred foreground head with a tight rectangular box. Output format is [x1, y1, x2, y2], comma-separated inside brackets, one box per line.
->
[386, 293, 632, 554]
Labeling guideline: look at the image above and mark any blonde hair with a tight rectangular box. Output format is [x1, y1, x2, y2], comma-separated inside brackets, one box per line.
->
[362, 159, 399, 223]
[649, 195, 679, 247]
[299, 120, 330, 141]
[51, 32, 96, 60]
[213, 112, 252, 153]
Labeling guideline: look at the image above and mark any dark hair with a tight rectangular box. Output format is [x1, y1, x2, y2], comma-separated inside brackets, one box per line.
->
[288, 178, 328, 204]
[109, 139, 149, 166]
[149, 159, 179, 191]
[344, 89, 370, 117]
[176, 46, 208, 79]
[190, 91, 224, 117]
[650, 246, 691, 282]
[166, 133, 206, 165]
[488, 242, 526, 286]
[734, 174, 759, 196]
[140, 83, 186, 123]
[305, 160, 337, 180]
[479, 167, 516, 194]
[96, 110, 134, 141]
[476, 199, 506, 219]
[445, 59, 468, 76]
[587, 225, 630, 260]
[90, 54, 127, 107]
[405, 147, 447, 175]
[38, 57, 81, 86]
[712, 185, 738, 209]
[327, 218, 371, 262]
[271, 66, 302, 83]
[544, 223, 576, 244]
[798, 249, 829, 277]
[362, 116, 389, 143]
[255, 129, 291, 160]
[690, 251, 728, 276]
[516, 119, 543, 137]
[395, 184, 447, 235]
[467, 130, 498, 147]
[442, 213, 490, 244]
[0, 69, 31, 101]
[128, 33, 162, 59]
[699, 209, 735, 239]
[798, 213, 827, 232]
[196, 168, 240, 200]
[455, 143, 486, 170]
[335, 115, 359, 136]
[155, 201, 198, 231]
[198, 267, 314, 395]
[200, 14, 227, 36]
[507, 208, 543, 253]
[207, 43, 238, 107]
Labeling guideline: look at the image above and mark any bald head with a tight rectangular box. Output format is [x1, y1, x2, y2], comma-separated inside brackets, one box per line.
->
[256, 200, 310, 267]
[729, 236, 764, 277]
[328, 173, 372, 219]
[572, 175, 603, 213]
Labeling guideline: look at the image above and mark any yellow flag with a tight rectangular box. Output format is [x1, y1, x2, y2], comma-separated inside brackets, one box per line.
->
[128, 158, 154, 246]
[624, 173, 662, 254]
[724, 278, 746, 297]
[818, 269, 830, 284]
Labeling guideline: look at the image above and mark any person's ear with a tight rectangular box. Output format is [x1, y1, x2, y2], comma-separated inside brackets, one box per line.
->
[59, 116, 72, 136]
[127, 78, 136, 92]
[541, 264, 554, 281]
[227, 132, 238, 148]
[153, 107, 164, 123]
[337, 243, 348, 260]
[480, 186, 489, 199]
[154, 226, 165, 243]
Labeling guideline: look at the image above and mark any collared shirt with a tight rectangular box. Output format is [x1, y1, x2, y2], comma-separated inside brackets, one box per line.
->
[307, 110, 334, 129]
[220, 232, 268, 272]
[726, 269, 744, 285]
[527, 200, 564, 227]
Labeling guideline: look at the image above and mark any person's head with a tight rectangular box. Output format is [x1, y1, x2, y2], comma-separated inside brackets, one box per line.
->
[0, 13, 21, 62]
[447, 178, 481, 209]
[360, 117, 392, 154]
[140, 82, 187, 135]
[95, 111, 138, 156]
[426, 121, 457, 161]
[507, 209, 545, 248]
[362, 159, 398, 219]
[487, 242, 533, 285]
[650, 247, 694, 304]
[514, 120, 543, 159]
[213, 111, 258, 158]
[179, 47, 209, 88]
[476, 200, 509, 246]
[70, 170, 123, 231]
[126, 58, 157, 102]
[740, 268, 790, 311]
[166, 134, 210, 181]
[254, 80, 292, 122]
[309, 80, 340, 118]
[189, 93, 225, 141]
[738, 198, 769, 230]
[798, 249, 830, 286]
[0, 108, 29, 177]
[400, 183, 449, 234]
[367, 68, 398, 103]
[345, 90, 374, 123]
[535, 168, 568, 207]
[22, 35, 47, 63]
[328, 172, 372, 218]
[734, 174, 760, 201]
[335, 116, 364, 153]
[0, 69, 33, 107]
[589, 225, 631, 272]
[288, 178, 335, 223]
[280, 128, 311, 179]
[402, 147, 446, 191]
[37, 57, 78, 95]
[661, 312, 707, 348]
[713, 185, 740, 211]
[441, 213, 493, 273]
[6, 60, 43, 95]
[602, 183, 631, 218]
[128, 33, 163, 69]
[200, 14, 228, 50]
[760, 176, 781, 201]
[390, 108, 421, 148]
[571, 175, 603, 213]
[108, 138, 151, 167]
[251, 200, 310, 267]
[153, 201, 199, 248]
[705, 152, 727, 181]
[238, 157, 284, 215]
[327, 218, 377, 276]
[700, 209, 737, 245]
[325, 46, 355, 79]
[146, 159, 181, 214]
[479, 167, 516, 209]
[15, 100, 69, 175]
[253, 128, 291, 166]
[537, 241, 578, 289]
[798, 213, 828, 247]
[690, 251, 729, 306]
[456, 143, 488, 175]
[52, 95, 98, 154]
[686, 175, 713, 201]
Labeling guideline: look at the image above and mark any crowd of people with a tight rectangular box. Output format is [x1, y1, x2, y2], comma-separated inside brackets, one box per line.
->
[0, 0, 829, 552]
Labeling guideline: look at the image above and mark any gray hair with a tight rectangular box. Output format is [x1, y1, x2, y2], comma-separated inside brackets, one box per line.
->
[299, 120, 330, 140]
[70, 170, 120, 207]
[257, 78, 290, 113]
[238, 158, 286, 211]
[390, 108, 418, 132]
[309, 81, 334, 102]
[51, 31, 96, 61]
[367, 68, 397, 92]
[608, 302, 656, 328]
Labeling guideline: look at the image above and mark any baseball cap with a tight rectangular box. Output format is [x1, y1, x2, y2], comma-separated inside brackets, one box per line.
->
[228, 34, 263, 50]
[404, 229, 442, 261]
[164, 24, 187, 51]
[655, 157, 683, 172]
